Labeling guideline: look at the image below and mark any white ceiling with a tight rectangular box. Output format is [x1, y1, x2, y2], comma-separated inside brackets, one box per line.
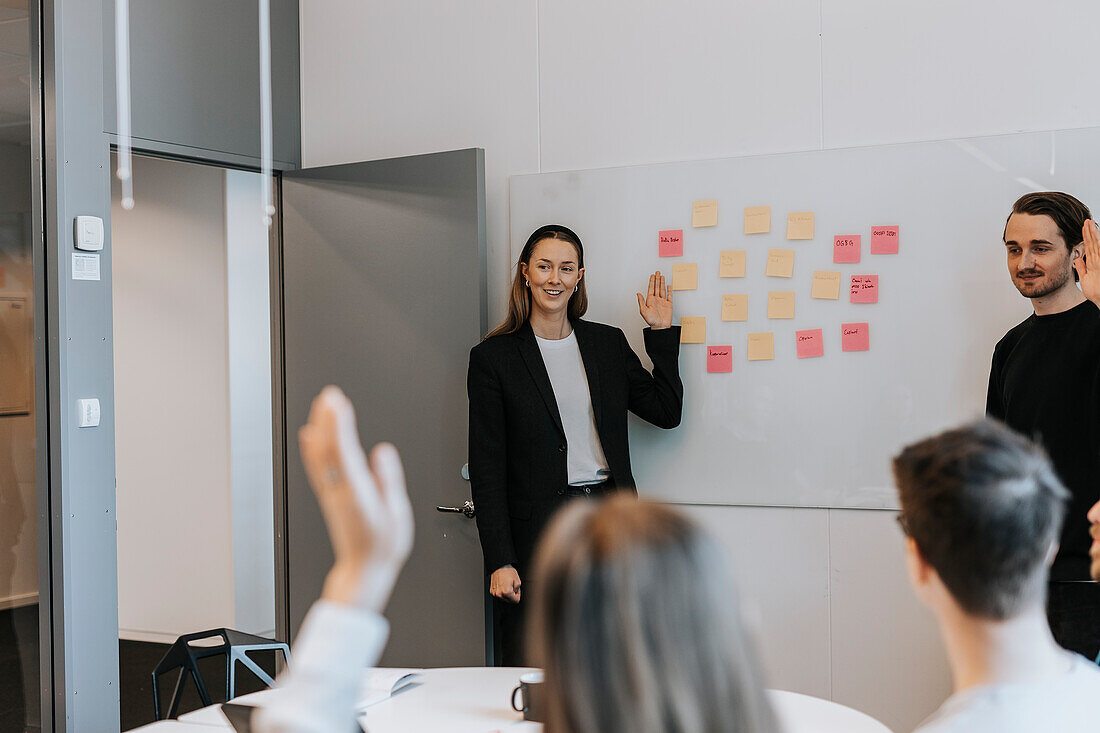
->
[0, 7, 29, 146]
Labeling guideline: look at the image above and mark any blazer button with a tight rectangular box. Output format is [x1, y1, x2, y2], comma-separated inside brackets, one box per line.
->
[558, 445, 566, 453]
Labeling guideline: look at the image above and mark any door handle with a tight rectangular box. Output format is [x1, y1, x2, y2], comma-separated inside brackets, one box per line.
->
[436, 500, 476, 518]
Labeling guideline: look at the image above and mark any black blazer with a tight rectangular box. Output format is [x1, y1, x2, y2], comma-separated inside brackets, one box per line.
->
[467, 318, 683, 575]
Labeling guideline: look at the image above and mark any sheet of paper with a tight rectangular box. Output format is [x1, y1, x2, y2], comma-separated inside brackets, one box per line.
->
[680, 316, 706, 343]
[707, 345, 733, 373]
[692, 199, 718, 228]
[841, 322, 870, 351]
[72, 253, 101, 281]
[747, 332, 775, 361]
[833, 235, 861, 264]
[672, 262, 698, 290]
[870, 225, 899, 254]
[744, 205, 771, 234]
[721, 293, 748, 321]
[765, 249, 795, 278]
[850, 274, 879, 303]
[795, 328, 824, 358]
[767, 291, 796, 319]
[719, 250, 746, 278]
[659, 229, 683, 257]
[811, 270, 841, 300]
[786, 211, 815, 240]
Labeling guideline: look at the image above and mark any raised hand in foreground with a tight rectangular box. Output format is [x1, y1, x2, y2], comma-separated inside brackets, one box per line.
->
[298, 386, 414, 612]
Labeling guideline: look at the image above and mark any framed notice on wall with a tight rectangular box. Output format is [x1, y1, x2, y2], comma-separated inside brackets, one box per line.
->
[0, 296, 32, 415]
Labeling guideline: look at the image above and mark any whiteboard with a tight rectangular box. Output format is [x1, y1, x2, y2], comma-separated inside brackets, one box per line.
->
[509, 128, 1100, 509]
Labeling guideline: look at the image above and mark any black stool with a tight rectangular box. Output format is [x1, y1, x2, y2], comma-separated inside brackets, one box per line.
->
[152, 628, 290, 720]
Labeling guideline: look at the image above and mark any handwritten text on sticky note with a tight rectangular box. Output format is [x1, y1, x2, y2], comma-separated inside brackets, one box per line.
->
[707, 345, 733, 373]
[672, 262, 698, 290]
[692, 199, 718, 228]
[680, 316, 706, 343]
[787, 211, 815, 240]
[767, 291, 796, 319]
[747, 332, 775, 361]
[722, 293, 748, 322]
[719, 250, 746, 278]
[811, 270, 841, 300]
[871, 226, 899, 254]
[841, 322, 870, 352]
[833, 235, 861, 263]
[658, 229, 683, 257]
[850, 275, 879, 303]
[795, 328, 824, 358]
[765, 249, 795, 278]
[744, 206, 771, 234]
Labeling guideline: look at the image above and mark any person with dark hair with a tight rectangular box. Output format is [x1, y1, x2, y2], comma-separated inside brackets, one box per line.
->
[988, 191, 1100, 657]
[894, 419, 1100, 733]
[468, 225, 684, 665]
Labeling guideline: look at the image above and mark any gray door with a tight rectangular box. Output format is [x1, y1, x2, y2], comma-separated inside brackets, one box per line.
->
[280, 149, 487, 666]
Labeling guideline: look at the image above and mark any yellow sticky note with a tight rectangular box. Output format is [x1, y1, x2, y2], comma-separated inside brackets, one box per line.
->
[719, 250, 746, 278]
[680, 316, 706, 344]
[767, 291, 796, 319]
[722, 293, 748, 322]
[811, 270, 841, 300]
[672, 262, 698, 290]
[787, 211, 815, 240]
[747, 332, 775, 361]
[692, 199, 718, 228]
[765, 249, 795, 278]
[744, 205, 771, 234]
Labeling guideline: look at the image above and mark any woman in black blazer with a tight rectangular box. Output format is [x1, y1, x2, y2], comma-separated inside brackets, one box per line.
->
[467, 224, 683, 665]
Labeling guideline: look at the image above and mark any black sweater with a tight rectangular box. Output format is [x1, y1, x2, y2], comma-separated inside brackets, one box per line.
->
[987, 299, 1100, 580]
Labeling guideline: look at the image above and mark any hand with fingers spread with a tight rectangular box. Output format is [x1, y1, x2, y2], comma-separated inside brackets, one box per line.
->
[1074, 219, 1100, 307]
[636, 270, 673, 329]
[298, 386, 414, 612]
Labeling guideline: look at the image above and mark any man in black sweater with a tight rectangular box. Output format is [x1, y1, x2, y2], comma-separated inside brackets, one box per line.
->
[987, 191, 1100, 659]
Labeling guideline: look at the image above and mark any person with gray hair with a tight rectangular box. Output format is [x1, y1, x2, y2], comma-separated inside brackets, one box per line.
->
[893, 419, 1100, 733]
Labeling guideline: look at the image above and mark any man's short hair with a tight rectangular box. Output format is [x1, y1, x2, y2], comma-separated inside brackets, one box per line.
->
[893, 419, 1069, 619]
[1008, 192, 1092, 282]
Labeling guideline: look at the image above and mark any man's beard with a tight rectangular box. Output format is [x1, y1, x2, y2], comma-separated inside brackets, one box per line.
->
[1013, 264, 1072, 299]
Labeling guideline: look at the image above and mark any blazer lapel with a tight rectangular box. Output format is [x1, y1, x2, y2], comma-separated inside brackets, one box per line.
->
[515, 321, 566, 440]
[572, 320, 603, 432]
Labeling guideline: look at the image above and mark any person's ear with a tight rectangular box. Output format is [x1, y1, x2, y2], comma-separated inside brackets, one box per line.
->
[1072, 242, 1085, 262]
[903, 537, 933, 589]
[1044, 540, 1059, 568]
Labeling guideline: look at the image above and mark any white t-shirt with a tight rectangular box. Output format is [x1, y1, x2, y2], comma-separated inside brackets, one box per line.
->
[914, 653, 1100, 733]
[535, 331, 610, 485]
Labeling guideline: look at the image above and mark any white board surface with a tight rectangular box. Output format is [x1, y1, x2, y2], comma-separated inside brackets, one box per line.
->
[510, 128, 1100, 509]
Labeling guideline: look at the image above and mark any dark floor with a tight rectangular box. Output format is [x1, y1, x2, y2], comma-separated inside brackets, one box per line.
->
[0, 604, 40, 733]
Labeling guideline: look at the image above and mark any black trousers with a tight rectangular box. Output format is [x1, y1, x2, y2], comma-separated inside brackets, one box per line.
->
[1047, 581, 1100, 661]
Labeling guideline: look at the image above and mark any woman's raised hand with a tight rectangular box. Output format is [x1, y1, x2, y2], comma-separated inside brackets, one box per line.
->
[298, 386, 414, 612]
[1075, 220, 1100, 307]
[636, 271, 673, 329]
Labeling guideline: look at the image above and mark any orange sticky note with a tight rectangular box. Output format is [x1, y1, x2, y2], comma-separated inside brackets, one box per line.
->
[722, 293, 748, 322]
[672, 262, 698, 290]
[692, 199, 718, 228]
[765, 249, 795, 278]
[680, 316, 706, 343]
[719, 250, 746, 278]
[850, 275, 879, 303]
[747, 332, 775, 361]
[796, 328, 824, 358]
[833, 235, 861, 264]
[871, 226, 899, 254]
[707, 345, 733, 373]
[787, 212, 815, 240]
[841, 322, 870, 352]
[767, 291, 796, 319]
[811, 270, 841, 300]
[659, 229, 683, 257]
[744, 206, 771, 234]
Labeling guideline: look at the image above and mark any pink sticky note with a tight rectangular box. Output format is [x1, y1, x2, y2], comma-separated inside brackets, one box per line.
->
[707, 345, 733, 373]
[795, 329, 824, 359]
[659, 229, 684, 257]
[871, 226, 899, 254]
[850, 275, 879, 304]
[841, 322, 870, 352]
[833, 235, 861, 263]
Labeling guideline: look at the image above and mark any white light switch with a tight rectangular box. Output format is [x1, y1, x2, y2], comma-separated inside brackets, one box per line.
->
[74, 216, 104, 251]
[77, 398, 101, 428]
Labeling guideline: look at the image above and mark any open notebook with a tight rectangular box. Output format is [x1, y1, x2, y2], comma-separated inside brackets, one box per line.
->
[356, 668, 423, 710]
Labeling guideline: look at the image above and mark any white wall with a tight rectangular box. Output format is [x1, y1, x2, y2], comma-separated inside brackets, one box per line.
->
[299, 3, 1100, 731]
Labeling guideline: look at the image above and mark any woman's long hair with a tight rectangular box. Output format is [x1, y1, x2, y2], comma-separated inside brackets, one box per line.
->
[528, 495, 779, 733]
[486, 225, 589, 338]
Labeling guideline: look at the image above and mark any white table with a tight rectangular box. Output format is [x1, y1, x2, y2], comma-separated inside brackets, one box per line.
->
[135, 667, 893, 732]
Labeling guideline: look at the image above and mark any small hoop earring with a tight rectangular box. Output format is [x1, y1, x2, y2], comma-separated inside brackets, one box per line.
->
[574, 286, 578, 293]
[525, 280, 530, 288]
